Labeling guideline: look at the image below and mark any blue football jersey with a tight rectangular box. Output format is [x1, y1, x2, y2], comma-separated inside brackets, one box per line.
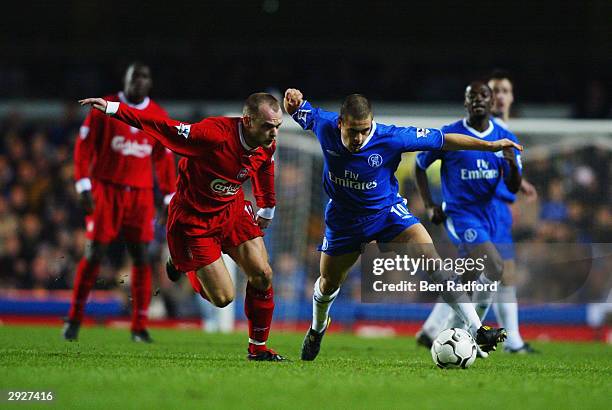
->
[415, 118, 522, 208]
[292, 100, 444, 215]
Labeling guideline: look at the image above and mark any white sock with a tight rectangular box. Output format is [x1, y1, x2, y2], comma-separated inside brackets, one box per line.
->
[449, 302, 483, 337]
[430, 269, 482, 336]
[422, 301, 452, 338]
[312, 277, 339, 333]
[493, 285, 524, 349]
[473, 273, 496, 321]
[444, 307, 468, 330]
[440, 274, 495, 331]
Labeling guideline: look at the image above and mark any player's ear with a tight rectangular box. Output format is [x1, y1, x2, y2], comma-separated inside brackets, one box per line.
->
[243, 115, 252, 128]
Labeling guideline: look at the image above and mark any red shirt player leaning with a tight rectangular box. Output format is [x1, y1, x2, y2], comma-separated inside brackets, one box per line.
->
[64, 63, 177, 343]
[79, 92, 286, 361]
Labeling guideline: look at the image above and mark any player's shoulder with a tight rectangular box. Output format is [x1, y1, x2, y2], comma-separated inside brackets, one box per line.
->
[146, 98, 168, 116]
[441, 119, 464, 134]
[493, 121, 519, 142]
[199, 116, 238, 129]
[314, 106, 339, 128]
[371, 121, 393, 135]
[492, 116, 508, 129]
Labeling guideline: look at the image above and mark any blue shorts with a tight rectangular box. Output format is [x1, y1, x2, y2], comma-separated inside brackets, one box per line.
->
[444, 201, 515, 260]
[491, 197, 515, 260]
[443, 202, 497, 257]
[319, 200, 420, 256]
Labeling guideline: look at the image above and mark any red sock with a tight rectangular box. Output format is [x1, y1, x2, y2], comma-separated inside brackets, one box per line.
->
[245, 282, 274, 353]
[186, 271, 209, 301]
[68, 258, 100, 322]
[131, 265, 152, 332]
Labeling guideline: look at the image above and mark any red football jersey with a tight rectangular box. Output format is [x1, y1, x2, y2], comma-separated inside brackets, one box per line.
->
[109, 102, 276, 215]
[74, 92, 176, 195]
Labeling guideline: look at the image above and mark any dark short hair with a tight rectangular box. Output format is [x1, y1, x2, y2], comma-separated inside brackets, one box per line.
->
[124, 61, 150, 83]
[340, 94, 372, 121]
[488, 69, 513, 84]
[243, 93, 281, 117]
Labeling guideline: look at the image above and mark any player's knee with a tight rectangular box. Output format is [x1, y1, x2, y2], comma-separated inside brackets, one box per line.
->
[484, 255, 504, 282]
[248, 264, 273, 290]
[319, 276, 341, 295]
[210, 291, 235, 308]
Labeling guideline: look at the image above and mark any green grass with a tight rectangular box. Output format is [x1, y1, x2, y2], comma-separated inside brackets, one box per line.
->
[0, 325, 611, 409]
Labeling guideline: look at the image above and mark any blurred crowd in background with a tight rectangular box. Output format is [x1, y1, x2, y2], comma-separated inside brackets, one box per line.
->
[0, 106, 610, 312]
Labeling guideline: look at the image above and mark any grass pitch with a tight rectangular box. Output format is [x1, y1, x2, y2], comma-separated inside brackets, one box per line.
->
[1, 325, 611, 409]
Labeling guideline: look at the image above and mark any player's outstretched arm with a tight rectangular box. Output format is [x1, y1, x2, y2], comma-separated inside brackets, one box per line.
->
[252, 156, 276, 229]
[442, 133, 523, 152]
[502, 147, 522, 193]
[283, 88, 304, 115]
[414, 162, 446, 225]
[79, 98, 223, 157]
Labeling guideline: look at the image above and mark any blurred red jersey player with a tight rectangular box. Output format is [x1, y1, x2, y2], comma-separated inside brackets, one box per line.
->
[64, 63, 177, 343]
[79, 91, 286, 361]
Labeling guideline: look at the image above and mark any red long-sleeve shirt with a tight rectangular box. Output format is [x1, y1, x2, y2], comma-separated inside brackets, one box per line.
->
[108, 101, 276, 215]
[74, 93, 176, 196]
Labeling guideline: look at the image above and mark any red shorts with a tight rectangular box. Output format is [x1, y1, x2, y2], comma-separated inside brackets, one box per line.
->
[85, 180, 155, 243]
[166, 198, 263, 272]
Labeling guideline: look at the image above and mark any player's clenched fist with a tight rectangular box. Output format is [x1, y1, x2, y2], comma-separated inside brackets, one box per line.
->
[283, 89, 303, 115]
[426, 204, 446, 225]
[256, 216, 272, 229]
[79, 98, 108, 113]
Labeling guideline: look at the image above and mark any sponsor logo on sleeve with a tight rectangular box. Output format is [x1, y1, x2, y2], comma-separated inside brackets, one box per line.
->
[175, 123, 191, 139]
[296, 109, 311, 123]
[416, 128, 431, 138]
[237, 168, 249, 180]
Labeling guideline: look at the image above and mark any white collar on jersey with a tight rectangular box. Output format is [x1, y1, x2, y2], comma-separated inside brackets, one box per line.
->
[238, 122, 257, 151]
[118, 91, 151, 110]
[340, 120, 378, 151]
[462, 118, 494, 138]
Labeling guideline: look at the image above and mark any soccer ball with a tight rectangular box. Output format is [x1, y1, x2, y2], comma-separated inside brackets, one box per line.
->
[431, 328, 477, 369]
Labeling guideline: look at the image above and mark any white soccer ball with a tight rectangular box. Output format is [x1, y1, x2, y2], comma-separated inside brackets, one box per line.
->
[430, 328, 477, 369]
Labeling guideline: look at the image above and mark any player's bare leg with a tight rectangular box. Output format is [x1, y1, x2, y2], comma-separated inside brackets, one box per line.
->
[302, 251, 360, 361]
[391, 224, 507, 352]
[63, 240, 108, 341]
[225, 236, 285, 361]
[193, 257, 236, 308]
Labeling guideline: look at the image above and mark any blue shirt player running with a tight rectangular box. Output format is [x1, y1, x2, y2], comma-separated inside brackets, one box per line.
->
[284, 87, 522, 361]
[414, 81, 522, 353]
